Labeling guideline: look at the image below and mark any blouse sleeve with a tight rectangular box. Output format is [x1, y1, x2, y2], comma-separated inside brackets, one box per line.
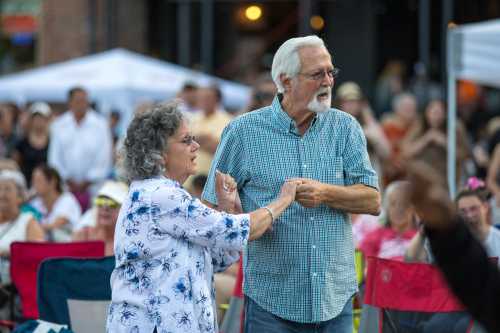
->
[148, 186, 250, 252]
[210, 248, 240, 273]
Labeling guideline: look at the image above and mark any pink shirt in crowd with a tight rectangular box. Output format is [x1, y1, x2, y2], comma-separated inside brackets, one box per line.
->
[359, 227, 417, 261]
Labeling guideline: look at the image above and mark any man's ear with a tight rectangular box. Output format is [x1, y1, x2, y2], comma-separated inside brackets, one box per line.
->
[280, 73, 291, 93]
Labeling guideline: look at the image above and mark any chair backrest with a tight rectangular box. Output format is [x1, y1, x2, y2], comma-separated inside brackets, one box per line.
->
[359, 256, 487, 333]
[37, 256, 115, 328]
[10, 241, 105, 319]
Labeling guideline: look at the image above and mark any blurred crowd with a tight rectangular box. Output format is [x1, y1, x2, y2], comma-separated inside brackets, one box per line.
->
[1, 59, 500, 324]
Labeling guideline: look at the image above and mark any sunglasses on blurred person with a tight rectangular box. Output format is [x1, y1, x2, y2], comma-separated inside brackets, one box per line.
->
[94, 196, 120, 209]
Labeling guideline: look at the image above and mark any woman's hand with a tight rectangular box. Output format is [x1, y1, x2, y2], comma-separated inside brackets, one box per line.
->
[278, 180, 299, 205]
[215, 170, 242, 213]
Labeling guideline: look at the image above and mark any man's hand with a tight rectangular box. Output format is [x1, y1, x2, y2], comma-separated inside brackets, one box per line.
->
[294, 178, 326, 208]
[407, 161, 455, 230]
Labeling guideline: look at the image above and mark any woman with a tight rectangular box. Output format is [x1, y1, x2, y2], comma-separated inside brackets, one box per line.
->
[12, 102, 51, 186]
[107, 102, 297, 333]
[30, 165, 81, 242]
[73, 180, 128, 255]
[402, 99, 469, 183]
[359, 181, 417, 261]
[0, 170, 45, 282]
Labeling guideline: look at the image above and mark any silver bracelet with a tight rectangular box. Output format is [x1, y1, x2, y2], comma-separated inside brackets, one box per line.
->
[262, 206, 275, 224]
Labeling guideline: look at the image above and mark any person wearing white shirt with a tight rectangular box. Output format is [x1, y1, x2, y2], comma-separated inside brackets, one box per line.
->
[48, 87, 112, 211]
[30, 165, 81, 242]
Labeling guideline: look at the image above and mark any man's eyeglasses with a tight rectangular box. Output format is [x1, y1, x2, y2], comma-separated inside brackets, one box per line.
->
[299, 68, 340, 81]
[94, 197, 120, 209]
[180, 135, 197, 145]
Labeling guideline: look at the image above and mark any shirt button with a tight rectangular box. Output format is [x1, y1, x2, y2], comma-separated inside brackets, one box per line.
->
[303, 164, 307, 168]
[312, 272, 317, 277]
[310, 217, 314, 221]
[312, 245, 316, 249]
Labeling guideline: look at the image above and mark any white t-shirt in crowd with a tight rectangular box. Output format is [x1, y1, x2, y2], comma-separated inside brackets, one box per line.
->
[48, 110, 112, 184]
[484, 226, 500, 260]
[30, 192, 82, 228]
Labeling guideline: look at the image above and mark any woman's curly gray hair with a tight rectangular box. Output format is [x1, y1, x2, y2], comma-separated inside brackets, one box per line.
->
[122, 101, 184, 181]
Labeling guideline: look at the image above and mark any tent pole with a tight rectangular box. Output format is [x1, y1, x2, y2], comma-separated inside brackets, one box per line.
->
[447, 26, 457, 199]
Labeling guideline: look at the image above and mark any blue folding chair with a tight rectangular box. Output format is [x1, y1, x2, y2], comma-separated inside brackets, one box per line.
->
[37, 256, 115, 329]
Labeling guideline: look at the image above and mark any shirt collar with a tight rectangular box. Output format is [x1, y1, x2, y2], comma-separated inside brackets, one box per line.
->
[271, 94, 320, 135]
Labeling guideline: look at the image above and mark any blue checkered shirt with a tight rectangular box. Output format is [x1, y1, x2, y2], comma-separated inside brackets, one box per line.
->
[202, 96, 379, 323]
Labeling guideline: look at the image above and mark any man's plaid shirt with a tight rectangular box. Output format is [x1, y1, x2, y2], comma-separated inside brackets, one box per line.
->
[202, 96, 379, 323]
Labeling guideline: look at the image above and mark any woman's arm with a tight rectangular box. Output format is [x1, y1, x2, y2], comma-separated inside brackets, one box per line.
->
[487, 144, 500, 198]
[26, 218, 45, 241]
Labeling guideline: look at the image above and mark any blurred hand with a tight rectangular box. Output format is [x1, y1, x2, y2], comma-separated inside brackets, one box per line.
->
[407, 161, 455, 230]
[429, 130, 447, 147]
[215, 170, 241, 213]
[294, 178, 326, 208]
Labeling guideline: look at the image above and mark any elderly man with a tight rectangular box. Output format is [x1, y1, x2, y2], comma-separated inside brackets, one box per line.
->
[202, 36, 380, 333]
[48, 87, 112, 211]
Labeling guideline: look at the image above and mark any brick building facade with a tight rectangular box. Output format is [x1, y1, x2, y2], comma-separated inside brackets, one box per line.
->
[38, 0, 147, 65]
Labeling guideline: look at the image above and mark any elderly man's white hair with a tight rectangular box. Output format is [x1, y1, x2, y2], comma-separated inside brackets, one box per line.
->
[271, 35, 326, 93]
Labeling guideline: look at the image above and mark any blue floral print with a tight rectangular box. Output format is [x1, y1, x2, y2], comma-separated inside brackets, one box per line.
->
[107, 177, 250, 333]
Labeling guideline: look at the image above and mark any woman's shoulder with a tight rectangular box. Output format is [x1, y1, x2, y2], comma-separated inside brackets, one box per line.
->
[131, 177, 191, 203]
[56, 191, 81, 207]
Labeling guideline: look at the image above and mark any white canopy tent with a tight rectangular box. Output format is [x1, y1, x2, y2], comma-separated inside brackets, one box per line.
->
[0, 48, 251, 133]
[447, 19, 500, 197]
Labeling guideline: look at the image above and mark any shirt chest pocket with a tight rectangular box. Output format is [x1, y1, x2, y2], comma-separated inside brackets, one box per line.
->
[316, 156, 344, 186]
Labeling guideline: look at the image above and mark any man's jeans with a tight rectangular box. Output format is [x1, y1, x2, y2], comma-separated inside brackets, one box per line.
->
[244, 296, 353, 333]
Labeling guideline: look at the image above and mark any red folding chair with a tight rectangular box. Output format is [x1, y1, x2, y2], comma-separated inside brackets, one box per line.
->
[359, 256, 487, 333]
[10, 241, 105, 320]
[220, 260, 244, 333]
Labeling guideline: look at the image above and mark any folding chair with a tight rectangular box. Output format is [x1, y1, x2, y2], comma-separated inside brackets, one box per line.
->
[220, 261, 244, 333]
[10, 241, 105, 320]
[37, 256, 115, 330]
[359, 256, 488, 333]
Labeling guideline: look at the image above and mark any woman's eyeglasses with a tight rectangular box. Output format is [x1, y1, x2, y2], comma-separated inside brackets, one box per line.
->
[180, 135, 197, 145]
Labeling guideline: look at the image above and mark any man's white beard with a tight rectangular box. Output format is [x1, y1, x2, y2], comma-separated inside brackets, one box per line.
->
[307, 89, 331, 113]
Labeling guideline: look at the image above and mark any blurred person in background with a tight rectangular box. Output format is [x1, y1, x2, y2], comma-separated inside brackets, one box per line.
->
[243, 72, 277, 113]
[374, 60, 405, 117]
[402, 98, 470, 186]
[0, 170, 44, 282]
[177, 81, 200, 114]
[0, 104, 19, 158]
[406, 180, 500, 264]
[73, 180, 128, 256]
[30, 165, 81, 242]
[408, 162, 500, 333]
[109, 109, 121, 144]
[189, 174, 207, 199]
[12, 102, 51, 186]
[381, 92, 419, 185]
[487, 137, 500, 224]
[336, 81, 391, 181]
[48, 86, 113, 211]
[186, 85, 232, 190]
[359, 181, 417, 261]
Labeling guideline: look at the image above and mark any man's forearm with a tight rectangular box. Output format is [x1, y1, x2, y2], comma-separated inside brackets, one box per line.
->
[321, 184, 380, 215]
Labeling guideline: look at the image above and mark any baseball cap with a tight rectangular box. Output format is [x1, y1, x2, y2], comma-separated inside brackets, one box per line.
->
[29, 102, 51, 117]
[336, 82, 363, 101]
[96, 181, 128, 205]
